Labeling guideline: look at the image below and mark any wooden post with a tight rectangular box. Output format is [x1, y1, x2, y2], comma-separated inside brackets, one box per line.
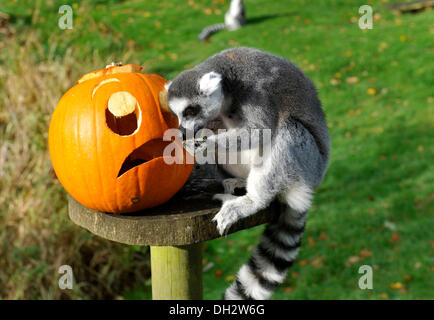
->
[150, 244, 203, 300]
[67, 165, 279, 301]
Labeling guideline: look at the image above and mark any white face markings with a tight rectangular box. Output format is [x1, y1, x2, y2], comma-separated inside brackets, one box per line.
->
[166, 71, 224, 131]
[167, 97, 199, 131]
[167, 97, 190, 118]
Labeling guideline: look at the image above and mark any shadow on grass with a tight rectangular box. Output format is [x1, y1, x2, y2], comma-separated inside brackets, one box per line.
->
[247, 12, 296, 25]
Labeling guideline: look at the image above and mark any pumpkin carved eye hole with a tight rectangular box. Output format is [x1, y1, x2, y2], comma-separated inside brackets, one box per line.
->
[105, 91, 141, 136]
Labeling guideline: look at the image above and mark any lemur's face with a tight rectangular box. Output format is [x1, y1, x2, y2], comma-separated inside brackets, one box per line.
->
[166, 71, 223, 137]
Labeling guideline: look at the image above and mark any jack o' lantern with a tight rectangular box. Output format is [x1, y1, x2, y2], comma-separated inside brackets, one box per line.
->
[48, 64, 193, 213]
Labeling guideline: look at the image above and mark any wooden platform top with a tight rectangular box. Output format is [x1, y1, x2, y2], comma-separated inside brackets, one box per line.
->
[68, 164, 278, 246]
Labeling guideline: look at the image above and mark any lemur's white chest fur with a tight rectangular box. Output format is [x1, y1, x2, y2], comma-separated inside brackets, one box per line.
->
[218, 114, 259, 179]
[219, 149, 256, 179]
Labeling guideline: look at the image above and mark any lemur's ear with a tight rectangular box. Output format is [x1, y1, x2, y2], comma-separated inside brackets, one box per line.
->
[164, 81, 172, 91]
[199, 72, 222, 96]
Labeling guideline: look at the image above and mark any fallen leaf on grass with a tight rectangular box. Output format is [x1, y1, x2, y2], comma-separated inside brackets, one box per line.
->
[347, 108, 362, 116]
[391, 232, 401, 243]
[298, 260, 308, 266]
[319, 232, 328, 241]
[360, 249, 372, 258]
[311, 256, 325, 267]
[346, 76, 359, 84]
[404, 275, 413, 282]
[330, 78, 340, 86]
[378, 42, 389, 52]
[379, 293, 389, 299]
[390, 282, 403, 290]
[308, 237, 315, 246]
[345, 256, 360, 266]
[225, 275, 235, 282]
[367, 88, 377, 95]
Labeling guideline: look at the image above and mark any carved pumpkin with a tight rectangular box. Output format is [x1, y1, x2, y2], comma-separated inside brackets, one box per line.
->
[49, 64, 193, 213]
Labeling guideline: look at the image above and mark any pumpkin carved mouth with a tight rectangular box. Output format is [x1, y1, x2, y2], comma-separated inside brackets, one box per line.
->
[117, 139, 172, 177]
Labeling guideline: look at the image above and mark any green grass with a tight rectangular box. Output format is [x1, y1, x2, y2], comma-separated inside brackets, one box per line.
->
[0, 0, 432, 299]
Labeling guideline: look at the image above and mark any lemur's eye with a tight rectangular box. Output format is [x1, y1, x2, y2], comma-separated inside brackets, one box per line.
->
[183, 105, 201, 117]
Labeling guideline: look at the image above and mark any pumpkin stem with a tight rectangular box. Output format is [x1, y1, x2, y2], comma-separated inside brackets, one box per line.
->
[77, 64, 143, 84]
[105, 62, 123, 68]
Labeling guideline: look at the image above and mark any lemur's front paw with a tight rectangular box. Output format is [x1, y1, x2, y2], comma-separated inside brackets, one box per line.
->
[212, 195, 260, 236]
[212, 209, 235, 236]
[182, 138, 207, 155]
[182, 138, 206, 154]
[212, 195, 243, 236]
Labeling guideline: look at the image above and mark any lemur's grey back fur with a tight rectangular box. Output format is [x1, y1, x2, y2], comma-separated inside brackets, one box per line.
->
[167, 47, 330, 300]
[198, 0, 246, 41]
[169, 47, 330, 161]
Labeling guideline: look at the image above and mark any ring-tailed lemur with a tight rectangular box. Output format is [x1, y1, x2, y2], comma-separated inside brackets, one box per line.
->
[165, 47, 330, 300]
[198, 0, 246, 41]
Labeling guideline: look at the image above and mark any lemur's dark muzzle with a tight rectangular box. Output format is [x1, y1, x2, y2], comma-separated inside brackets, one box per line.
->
[179, 126, 187, 141]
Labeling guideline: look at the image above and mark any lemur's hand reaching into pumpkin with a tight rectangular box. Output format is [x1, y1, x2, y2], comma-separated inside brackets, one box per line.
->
[182, 138, 208, 155]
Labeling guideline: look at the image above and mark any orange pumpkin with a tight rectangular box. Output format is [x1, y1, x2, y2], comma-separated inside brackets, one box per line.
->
[49, 64, 193, 213]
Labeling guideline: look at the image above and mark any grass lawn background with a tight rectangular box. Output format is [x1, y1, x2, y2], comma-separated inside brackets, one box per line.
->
[0, 0, 432, 299]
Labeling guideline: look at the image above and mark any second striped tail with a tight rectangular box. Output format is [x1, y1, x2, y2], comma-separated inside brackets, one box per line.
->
[198, 23, 226, 41]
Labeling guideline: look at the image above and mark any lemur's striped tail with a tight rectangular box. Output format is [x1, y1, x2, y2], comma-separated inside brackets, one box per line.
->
[198, 23, 226, 41]
[224, 201, 307, 300]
